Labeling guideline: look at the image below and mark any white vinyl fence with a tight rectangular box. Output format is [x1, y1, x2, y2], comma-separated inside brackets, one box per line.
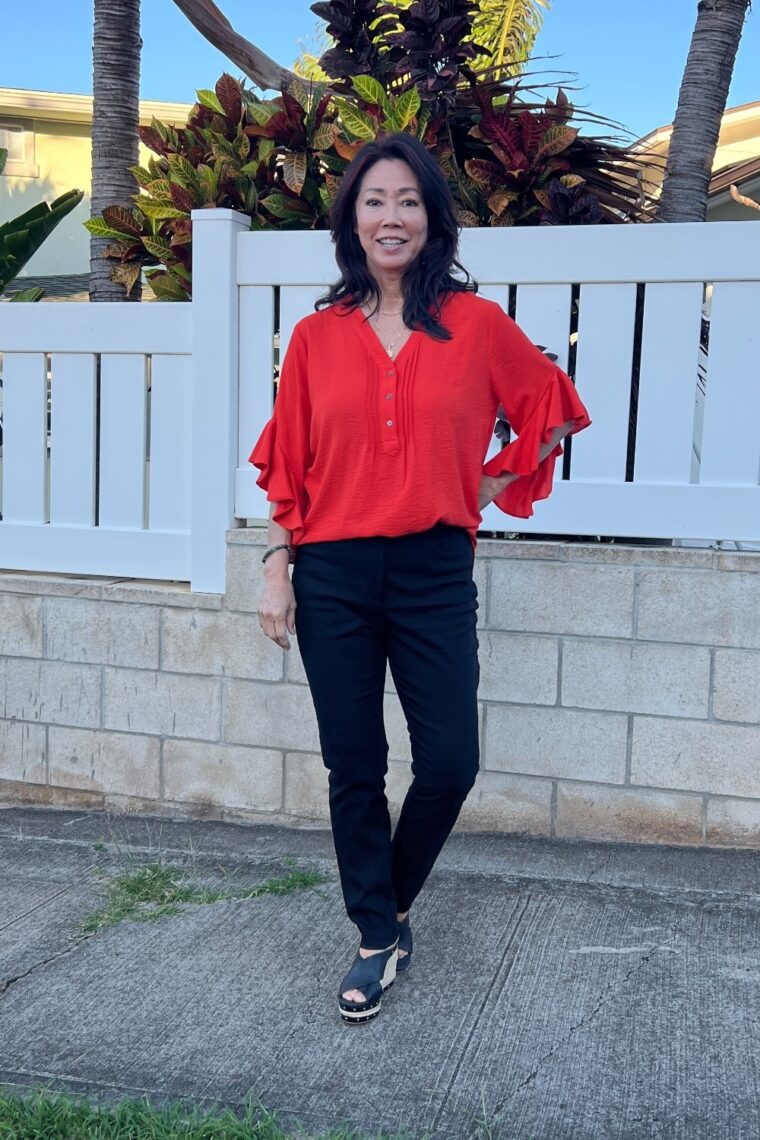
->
[0, 303, 192, 578]
[1, 210, 759, 593]
[0, 211, 246, 591]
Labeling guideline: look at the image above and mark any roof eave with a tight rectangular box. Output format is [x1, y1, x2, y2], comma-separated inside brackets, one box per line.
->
[0, 87, 193, 126]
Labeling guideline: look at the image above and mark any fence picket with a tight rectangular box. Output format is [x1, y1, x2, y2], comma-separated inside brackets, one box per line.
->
[570, 284, 638, 483]
[149, 355, 192, 532]
[236, 286, 274, 521]
[99, 355, 147, 529]
[634, 283, 704, 485]
[2, 353, 47, 523]
[699, 282, 760, 486]
[49, 353, 97, 526]
[514, 285, 572, 373]
[280, 286, 325, 357]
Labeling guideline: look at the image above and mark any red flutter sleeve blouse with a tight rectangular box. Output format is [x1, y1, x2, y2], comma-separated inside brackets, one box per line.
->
[249, 291, 590, 547]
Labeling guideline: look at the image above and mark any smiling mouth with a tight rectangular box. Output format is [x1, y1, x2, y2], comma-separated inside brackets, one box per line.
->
[377, 238, 407, 247]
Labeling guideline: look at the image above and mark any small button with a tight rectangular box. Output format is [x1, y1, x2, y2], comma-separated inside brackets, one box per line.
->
[386, 419, 394, 427]
[386, 369, 394, 376]
[385, 392, 393, 400]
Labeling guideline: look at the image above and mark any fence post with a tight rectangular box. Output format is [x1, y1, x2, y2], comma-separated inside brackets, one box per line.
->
[189, 208, 249, 593]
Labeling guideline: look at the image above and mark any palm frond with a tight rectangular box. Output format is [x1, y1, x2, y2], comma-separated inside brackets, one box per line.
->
[470, 0, 551, 81]
[294, 22, 332, 83]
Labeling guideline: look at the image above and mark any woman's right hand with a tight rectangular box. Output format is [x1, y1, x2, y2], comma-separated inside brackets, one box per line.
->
[258, 567, 297, 651]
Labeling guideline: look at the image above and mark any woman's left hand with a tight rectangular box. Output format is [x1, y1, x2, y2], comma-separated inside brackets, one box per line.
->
[478, 473, 514, 511]
[478, 420, 577, 510]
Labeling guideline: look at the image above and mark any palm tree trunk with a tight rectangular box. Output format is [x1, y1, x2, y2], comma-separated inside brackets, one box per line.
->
[90, 0, 142, 300]
[659, 0, 750, 222]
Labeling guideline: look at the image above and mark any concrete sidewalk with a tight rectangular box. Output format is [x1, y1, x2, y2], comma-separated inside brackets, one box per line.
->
[1, 807, 759, 1139]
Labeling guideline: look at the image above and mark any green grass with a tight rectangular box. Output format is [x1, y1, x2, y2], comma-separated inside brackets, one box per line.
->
[78, 861, 325, 935]
[0, 1088, 416, 1139]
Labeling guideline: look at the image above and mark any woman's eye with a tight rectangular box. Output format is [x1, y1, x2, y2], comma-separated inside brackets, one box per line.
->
[363, 197, 419, 207]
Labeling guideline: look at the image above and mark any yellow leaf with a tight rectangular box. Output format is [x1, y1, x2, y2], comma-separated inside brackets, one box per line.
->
[536, 125, 578, 160]
[282, 152, 307, 195]
[312, 122, 335, 150]
[487, 189, 518, 215]
[110, 262, 142, 296]
[455, 208, 480, 227]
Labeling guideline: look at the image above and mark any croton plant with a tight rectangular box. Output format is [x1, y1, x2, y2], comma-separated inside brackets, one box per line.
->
[87, 0, 646, 300]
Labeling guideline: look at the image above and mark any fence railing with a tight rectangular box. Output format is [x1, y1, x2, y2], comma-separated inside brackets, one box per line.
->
[1, 211, 759, 593]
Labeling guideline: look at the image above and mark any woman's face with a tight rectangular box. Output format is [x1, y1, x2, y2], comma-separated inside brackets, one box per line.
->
[354, 158, 429, 283]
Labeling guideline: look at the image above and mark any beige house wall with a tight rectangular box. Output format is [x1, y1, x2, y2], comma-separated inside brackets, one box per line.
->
[0, 89, 192, 278]
[2, 531, 760, 850]
[0, 119, 92, 276]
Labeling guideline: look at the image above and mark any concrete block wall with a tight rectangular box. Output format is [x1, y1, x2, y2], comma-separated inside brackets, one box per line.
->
[2, 530, 760, 848]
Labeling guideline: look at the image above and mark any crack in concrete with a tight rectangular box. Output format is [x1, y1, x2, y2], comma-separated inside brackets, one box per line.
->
[488, 905, 698, 1128]
[585, 850, 614, 884]
[0, 933, 91, 1000]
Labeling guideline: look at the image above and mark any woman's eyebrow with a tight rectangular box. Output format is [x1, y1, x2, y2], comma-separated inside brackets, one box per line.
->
[363, 186, 420, 194]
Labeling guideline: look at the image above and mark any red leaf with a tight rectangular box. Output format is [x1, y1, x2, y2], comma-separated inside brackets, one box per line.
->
[518, 110, 546, 157]
[215, 73, 242, 122]
[102, 206, 144, 237]
[138, 126, 168, 156]
[169, 183, 196, 212]
[313, 92, 332, 130]
[262, 111, 293, 139]
[281, 89, 306, 126]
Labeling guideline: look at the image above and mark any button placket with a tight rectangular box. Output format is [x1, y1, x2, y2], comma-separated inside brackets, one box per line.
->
[382, 365, 398, 445]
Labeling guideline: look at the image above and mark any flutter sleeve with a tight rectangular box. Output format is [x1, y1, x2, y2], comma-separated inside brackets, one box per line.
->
[248, 322, 311, 543]
[482, 303, 591, 519]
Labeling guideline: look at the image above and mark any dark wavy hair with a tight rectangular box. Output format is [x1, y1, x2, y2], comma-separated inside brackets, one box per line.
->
[315, 133, 477, 340]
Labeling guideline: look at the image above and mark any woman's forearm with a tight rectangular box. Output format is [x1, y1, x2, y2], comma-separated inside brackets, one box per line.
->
[264, 502, 292, 578]
[539, 420, 575, 462]
[480, 418, 576, 506]
[259, 501, 297, 650]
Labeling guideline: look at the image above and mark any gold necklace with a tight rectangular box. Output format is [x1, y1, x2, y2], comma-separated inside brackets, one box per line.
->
[382, 328, 407, 358]
[370, 310, 407, 357]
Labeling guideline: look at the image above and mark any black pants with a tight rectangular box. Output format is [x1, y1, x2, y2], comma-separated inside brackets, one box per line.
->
[292, 523, 480, 948]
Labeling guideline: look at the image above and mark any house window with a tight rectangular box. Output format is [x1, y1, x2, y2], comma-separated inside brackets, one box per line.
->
[0, 120, 39, 178]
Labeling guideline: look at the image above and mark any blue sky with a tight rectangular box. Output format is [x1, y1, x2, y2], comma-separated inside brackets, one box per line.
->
[3, 1, 759, 142]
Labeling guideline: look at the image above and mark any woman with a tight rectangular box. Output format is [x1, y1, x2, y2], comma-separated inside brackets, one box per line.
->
[250, 132, 590, 1025]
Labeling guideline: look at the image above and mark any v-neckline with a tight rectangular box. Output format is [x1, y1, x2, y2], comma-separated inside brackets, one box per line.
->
[350, 305, 420, 367]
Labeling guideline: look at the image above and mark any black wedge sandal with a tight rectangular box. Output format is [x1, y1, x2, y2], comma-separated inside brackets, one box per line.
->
[338, 941, 398, 1025]
[397, 915, 413, 974]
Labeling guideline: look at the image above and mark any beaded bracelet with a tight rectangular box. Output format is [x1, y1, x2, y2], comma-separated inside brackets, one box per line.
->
[261, 543, 295, 565]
